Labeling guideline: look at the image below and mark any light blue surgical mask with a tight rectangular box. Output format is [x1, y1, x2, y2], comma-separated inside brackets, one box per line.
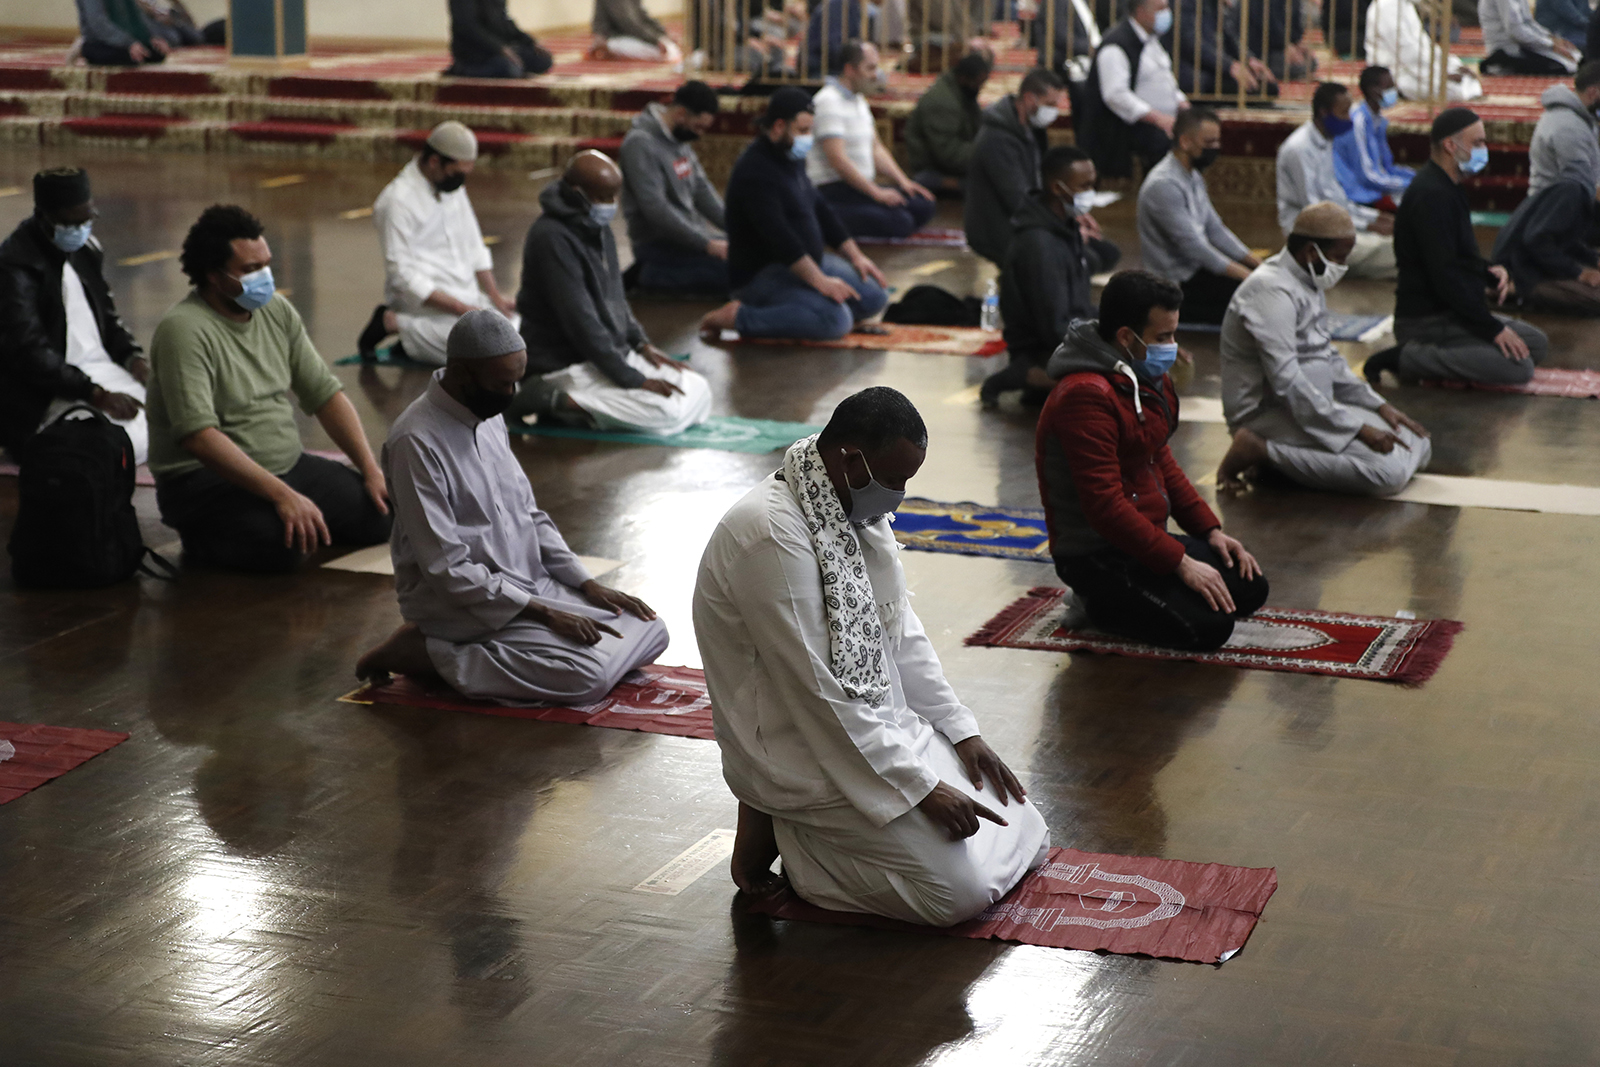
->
[590, 202, 618, 226]
[1153, 7, 1173, 35]
[789, 133, 815, 161]
[1129, 335, 1179, 379]
[845, 453, 906, 526]
[51, 221, 92, 254]
[1379, 87, 1399, 109]
[1460, 144, 1489, 175]
[231, 266, 275, 311]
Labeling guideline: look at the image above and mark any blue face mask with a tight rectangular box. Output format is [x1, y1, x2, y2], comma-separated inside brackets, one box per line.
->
[590, 202, 618, 226]
[1153, 7, 1173, 34]
[231, 266, 275, 311]
[51, 221, 92, 254]
[1322, 114, 1354, 137]
[789, 133, 815, 161]
[1130, 335, 1179, 379]
[1460, 144, 1489, 175]
[1379, 87, 1399, 109]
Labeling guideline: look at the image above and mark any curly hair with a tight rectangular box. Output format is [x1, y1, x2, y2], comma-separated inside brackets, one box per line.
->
[180, 204, 264, 288]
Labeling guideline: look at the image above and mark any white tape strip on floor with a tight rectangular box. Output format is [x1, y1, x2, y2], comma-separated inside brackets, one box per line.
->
[322, 544, 625, 577]
[632, 828, 736, 896]
[1386, 474, 1600, 516]
[1178, 396, 1227, 423]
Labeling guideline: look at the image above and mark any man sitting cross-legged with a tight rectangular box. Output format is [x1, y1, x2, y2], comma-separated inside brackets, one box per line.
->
[1218, 202, 1432, 497]
[694, 387, 1050, 926]
[358, 310, 670, 704]
[1037, 270, 1269, 652]
[148, 205, 392, 573]
[511, 150, 712, 435]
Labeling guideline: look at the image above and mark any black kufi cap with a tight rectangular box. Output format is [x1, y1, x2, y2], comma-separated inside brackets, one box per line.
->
[33, 167, 90, 212]
[1430, 107, 1480, 142]
[763, 86, 815, 125]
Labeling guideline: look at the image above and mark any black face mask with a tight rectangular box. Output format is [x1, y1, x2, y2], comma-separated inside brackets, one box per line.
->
[1193, 146, 1221, 171]
[435, 172, 467, 194]
[959, 83, 980, 99]
[461, 381, 513, 421]
[671, 125, 701, 143]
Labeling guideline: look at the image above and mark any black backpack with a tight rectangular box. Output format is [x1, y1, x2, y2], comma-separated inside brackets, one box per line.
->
[8, 405, 173, 589]
[882, 284, 983, 327]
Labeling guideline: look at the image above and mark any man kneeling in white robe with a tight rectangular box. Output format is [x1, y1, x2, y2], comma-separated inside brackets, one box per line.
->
[511, 150, 712, 436]
[694, 387, 1050, 926]
[357, 309, 669, 704]
[359, 121, 520, 366]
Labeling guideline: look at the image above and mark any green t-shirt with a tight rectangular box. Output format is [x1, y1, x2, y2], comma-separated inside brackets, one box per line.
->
[147, 292, 343, 480]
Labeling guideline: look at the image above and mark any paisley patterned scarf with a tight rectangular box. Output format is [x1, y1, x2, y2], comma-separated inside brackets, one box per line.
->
[782, 434, 907, 708]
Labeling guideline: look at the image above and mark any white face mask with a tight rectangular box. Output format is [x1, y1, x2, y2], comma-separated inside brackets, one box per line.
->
[1072, 190, 1097, 215]
[1030, 103, 1060, 129]
[1309, 243, 1348, 292]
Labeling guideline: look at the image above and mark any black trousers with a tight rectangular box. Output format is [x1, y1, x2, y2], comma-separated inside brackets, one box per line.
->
[1480, 48, 1572, 75]
[156, 453, 391, 574]
[1054, 535, 1270, 652]
[82, 40, 166, 65]
[1181, 269, 1243, 326]
[1129, 123, 1171, 178]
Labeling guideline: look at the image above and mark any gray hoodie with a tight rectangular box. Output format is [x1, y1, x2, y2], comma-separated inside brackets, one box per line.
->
[517, 181, 649, 388]
[1529, 84, 1600, 198]
[619, 103, 726, 253]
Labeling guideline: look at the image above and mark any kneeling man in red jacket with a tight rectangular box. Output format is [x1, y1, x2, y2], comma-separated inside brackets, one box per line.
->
[1035, 269, 1268, 651]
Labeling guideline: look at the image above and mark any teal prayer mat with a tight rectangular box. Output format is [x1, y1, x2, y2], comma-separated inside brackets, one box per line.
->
[1471, 211, 1510, 228]
[893, 499, 1050, 561]
[509, 415, 822, 454]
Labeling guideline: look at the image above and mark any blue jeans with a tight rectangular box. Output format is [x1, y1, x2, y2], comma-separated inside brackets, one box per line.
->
[634, 240, 730, 295]
[734, 253, 888, 340]
[817, 181, 937, 239]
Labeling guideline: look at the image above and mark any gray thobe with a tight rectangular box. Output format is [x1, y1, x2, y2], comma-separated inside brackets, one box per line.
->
[1221, 250, 1431, 496]
[384, 372, 669, 704]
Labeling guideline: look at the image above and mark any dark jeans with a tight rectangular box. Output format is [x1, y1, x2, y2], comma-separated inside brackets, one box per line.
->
[1480, 48, 1571, 75]
[733, 252, 888, 339]
[1181, 268, 1243, 325]
[1054, 535, 1270, 652]
[1129, 123, 1171, 178]
[81, 40, 166, 65]
[447, 41, 553, 77]
[634, 240, 730, 295]
[156, 453, 391, 574]
[817, 181, 938, 239]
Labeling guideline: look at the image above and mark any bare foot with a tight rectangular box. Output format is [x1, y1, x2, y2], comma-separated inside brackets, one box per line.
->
[699, 301, 741, 339]
[382, 308, 398, 334]
[731, 801, 785, 897]
[355, 622, 438, 684]
[1216, 427, 1270, 493]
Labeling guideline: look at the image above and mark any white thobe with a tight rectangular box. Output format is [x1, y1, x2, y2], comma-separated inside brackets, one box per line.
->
[1220, 250, 1431, 496]
[693, 475, 1049, 926]
[1364, 0, 1483, 102]
[373, 159, 516, 365]
[384, 372, 669, 704]
[541, 351, 713, 436]
[42, 261, 147, 465]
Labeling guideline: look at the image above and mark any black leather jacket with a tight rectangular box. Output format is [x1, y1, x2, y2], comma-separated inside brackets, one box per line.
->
[0, 215, 142, 452]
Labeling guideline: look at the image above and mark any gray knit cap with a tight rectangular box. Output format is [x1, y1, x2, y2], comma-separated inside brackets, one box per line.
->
[446, 308, 524, 360]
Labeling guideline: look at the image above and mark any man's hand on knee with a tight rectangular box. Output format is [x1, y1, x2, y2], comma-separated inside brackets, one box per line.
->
[273, 487, 331, 554]
[918, 781, 1007, 841]
[954, 736, 1027, 806]
[1493, 325, 1530, 362]
[1177, 554, 1236, 614]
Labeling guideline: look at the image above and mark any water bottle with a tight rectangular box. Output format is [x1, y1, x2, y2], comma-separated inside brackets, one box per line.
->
[980, 279, 1000, 331]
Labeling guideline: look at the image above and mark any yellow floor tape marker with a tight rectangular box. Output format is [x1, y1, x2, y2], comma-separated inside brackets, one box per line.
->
[339, 206, 373, 220]
[908, 258, 956, 277]
[943, 384, 982, 405]
[482, 235, 500, 245]
[117, 249, 178, 267]
[259, 174, 308, 189]
[0, 186, 22, 198]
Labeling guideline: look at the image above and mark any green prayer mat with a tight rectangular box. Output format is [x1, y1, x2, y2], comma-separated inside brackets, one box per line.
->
[509, 415, 821, 454]
[1470, 211, 1510, 228]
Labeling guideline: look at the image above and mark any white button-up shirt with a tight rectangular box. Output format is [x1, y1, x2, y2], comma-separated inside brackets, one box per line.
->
[1097, 19, 1186, 124]
[373, 158, 494, 313]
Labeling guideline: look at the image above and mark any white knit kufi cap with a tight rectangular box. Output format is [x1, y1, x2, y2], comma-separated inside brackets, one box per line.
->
[426, 120, 479, 162]
[446, 308, 523, 360]
[1292, 200, 1356, 240]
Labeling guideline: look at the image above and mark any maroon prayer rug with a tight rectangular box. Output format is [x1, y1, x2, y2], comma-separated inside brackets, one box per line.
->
[732, 323, 1005, 357]
[746, 846, 1278, 964]
[0, 722, 129, 804]
[339, 664, 714, 739]
[1420, 368, 1600, 399]
[854, 226, 969, 248]
[967, 587, 1462, 686]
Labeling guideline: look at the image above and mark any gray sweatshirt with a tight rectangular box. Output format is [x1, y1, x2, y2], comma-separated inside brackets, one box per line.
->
[517, 182, 649, 388]
[619, 103, 727, 253]
[1137, 152, 1251, 283]
[1529, 84, 1600, 198]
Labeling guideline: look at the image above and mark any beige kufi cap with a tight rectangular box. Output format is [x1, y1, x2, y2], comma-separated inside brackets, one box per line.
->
[1291, 200, 1356, 240]
[426, 120, 478, 162]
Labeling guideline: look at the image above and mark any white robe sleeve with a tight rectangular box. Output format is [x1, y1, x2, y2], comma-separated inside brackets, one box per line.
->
[457, 190, 495, 274]
[374, 196, 438, 312]
[892, 608, 981, 745]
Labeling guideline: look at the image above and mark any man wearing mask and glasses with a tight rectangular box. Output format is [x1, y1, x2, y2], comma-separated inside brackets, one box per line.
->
[358, 309, 668, 704]
[0, 167, 150, 464]
[1136, 107, 1260, 326]
[358, 122, 518, 366]
[511, 150, 711, 435]
[1038, 270, 1268, 652]
[147, 205, 391, 573]
[696, 386, 1050, 925]
[1217, 202, 1431, 498]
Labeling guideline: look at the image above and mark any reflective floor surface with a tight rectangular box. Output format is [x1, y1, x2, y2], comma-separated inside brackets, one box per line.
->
[2, 149, 1599, 1067]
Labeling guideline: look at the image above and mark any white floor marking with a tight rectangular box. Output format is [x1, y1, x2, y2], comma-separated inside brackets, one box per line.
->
[632, 828, 736, 895]
[322, 545, 625, 577]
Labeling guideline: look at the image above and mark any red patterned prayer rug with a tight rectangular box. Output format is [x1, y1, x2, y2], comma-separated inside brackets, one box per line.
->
[746, 846, 1277, 964]
[967, 587, 1463, 686]
[339, 664, 713, 739]
[732, 323, 1005, 356]
[0, 722, 129, 804]
[1419, 368, 1600, 399]
[854, 226, 969, 248]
